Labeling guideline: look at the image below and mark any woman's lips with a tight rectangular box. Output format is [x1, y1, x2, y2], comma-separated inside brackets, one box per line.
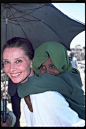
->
[10, 73, 21, 78]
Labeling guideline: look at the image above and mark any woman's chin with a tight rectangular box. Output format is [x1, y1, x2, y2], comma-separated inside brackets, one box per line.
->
[11, 78, 21, 84]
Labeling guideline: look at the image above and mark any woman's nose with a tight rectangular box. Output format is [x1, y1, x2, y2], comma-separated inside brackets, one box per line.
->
[10, 63, 16, 72]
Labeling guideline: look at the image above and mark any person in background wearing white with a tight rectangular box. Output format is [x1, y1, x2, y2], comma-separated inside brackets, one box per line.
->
[70, 52, 78, 69]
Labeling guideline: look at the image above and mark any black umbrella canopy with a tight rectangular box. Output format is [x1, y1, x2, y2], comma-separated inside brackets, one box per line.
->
[1, 3, 85, 51]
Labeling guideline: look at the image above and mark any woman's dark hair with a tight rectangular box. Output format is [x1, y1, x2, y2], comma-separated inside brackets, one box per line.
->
[3, 37, 34, 60]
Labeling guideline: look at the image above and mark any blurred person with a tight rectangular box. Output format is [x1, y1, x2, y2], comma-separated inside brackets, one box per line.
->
[70, 52, 78, 69]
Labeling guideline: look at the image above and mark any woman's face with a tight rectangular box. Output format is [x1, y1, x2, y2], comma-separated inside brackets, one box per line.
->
[39, 57, 60, 76]
[3, 47, 32, 83]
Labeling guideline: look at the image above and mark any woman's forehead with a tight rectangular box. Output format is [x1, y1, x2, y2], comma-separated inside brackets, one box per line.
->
[3, 47, 26, 59]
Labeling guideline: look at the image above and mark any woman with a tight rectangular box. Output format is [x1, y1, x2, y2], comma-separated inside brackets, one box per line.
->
[2, 37, 34, 127]
[17, 42, 85, 126]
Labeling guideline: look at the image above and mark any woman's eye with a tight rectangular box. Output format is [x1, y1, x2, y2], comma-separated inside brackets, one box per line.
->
[16, 60, 22, 63]
[3, 61, 9, 65]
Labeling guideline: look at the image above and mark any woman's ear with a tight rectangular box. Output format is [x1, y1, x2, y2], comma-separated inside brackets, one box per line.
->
[30, 59, 34, 68]
[30, 61, 33, 68]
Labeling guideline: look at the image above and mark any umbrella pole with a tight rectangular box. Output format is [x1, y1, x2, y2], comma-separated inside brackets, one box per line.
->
[3, 69, 7, 123]
[3, 7, 9, 123]
[3, 44, 7, 122]
[3, 98, 7, 123]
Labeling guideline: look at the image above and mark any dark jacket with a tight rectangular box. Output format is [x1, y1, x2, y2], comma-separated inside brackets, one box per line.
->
[8, 78, 17, 96]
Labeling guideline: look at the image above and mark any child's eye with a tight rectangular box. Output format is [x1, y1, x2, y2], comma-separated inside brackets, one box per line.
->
[50, 65, 55, 68]
[39, 65, 45, 70]
[16, 60, 22, 63]
[41, 65, 45, 69]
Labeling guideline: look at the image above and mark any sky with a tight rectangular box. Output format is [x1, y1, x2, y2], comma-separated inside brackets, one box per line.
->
[52, 3, 85, 49]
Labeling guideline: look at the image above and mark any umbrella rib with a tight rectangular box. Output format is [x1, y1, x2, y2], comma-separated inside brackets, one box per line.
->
[1, 6, 6, 19]
[9, 19, 39, 22]
[8, 6, 25, 21]
[8, 10, 18, 19]
[9, 8, 27, 38]
[1, 14, 5, 19]
[5, 7, 40, 22]
[1, 20, 22, 26]
[9, 4, 47, 20]
[1, 12, 5, 19]
[1, 4, 16, 20]
[11, 3, 47, 14]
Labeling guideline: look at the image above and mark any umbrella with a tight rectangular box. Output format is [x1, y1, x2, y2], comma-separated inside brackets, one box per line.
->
[1, 3, 85, 52]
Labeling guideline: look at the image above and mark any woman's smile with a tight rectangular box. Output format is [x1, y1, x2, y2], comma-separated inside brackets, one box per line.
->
[10, 72, 21, 78]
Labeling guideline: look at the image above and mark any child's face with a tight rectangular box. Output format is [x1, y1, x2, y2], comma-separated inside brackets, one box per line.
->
[39, 57, 60, 76]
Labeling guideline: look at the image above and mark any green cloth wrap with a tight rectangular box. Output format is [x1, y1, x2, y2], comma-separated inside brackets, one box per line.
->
[17, 72, 85, 120]
[32, 42, 73, 75]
